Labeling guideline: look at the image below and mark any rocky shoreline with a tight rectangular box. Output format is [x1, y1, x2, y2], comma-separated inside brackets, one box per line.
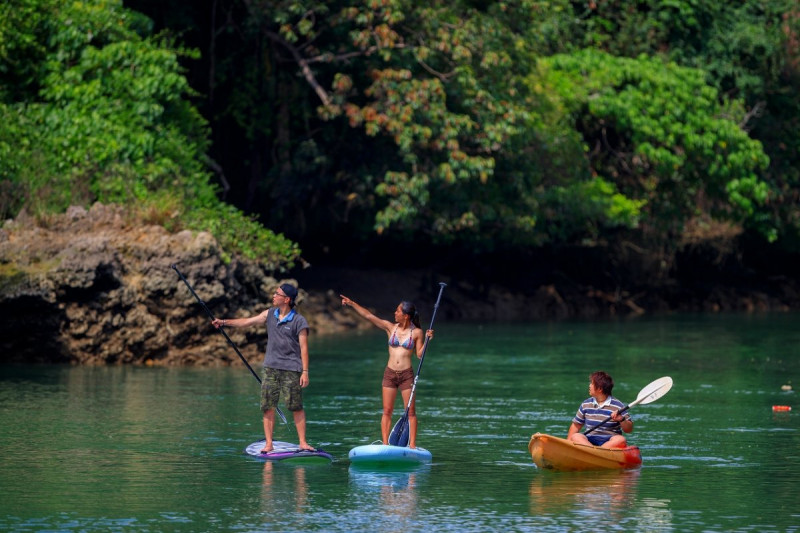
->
[2, 203, 798, 366]
[0, 204, 363, 366]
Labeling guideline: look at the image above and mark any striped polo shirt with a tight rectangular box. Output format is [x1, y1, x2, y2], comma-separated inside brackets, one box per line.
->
[573, 396, 631, 436]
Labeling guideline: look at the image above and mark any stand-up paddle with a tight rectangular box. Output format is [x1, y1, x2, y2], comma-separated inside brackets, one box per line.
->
[584, 376, 673, 436]
[388, 282, 447, 447]
[172, 264, 287, 424]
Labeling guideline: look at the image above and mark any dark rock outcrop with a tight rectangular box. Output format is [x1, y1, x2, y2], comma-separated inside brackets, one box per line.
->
[0, 204, 359, 365]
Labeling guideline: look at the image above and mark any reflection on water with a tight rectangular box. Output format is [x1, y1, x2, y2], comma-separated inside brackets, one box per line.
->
[529, 468, 677, 531]
[348, 466, 427, 519]
[629, 497, 673, 532]
[529, 469, 641, 517]
[261, 462, 308, 514]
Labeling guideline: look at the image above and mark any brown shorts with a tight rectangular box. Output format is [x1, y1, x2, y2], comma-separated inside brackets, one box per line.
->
[382, 366, 414, 391]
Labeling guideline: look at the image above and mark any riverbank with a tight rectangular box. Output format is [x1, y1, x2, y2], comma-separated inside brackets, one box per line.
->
[2, 203, 798, 366]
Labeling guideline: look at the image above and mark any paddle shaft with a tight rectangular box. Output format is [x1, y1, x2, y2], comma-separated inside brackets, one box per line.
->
[171, 264, 287, 424]
[388, 282, 447, 446]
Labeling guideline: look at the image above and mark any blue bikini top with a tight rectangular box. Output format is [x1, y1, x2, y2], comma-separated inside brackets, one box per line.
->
[388, 324, 414, 349]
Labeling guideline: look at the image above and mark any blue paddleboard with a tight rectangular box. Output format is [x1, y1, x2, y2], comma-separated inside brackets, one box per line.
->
[245, 439, 333, 463]
[348, 443, 432, 465]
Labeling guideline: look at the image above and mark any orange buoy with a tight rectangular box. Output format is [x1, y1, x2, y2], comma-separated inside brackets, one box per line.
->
[772, 405, 792, 411]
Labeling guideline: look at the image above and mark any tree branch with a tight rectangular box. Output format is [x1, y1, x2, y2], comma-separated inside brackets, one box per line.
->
[739, 101, 765, 131]
[263, 30, 332, 107]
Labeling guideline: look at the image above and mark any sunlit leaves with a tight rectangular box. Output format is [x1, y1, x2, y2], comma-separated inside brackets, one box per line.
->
[533, 0, 797, 245]
[539, 49, 772, 240]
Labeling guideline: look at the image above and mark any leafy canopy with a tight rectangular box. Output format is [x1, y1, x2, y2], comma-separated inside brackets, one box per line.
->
[0, 0, 298, 268]
[246, 0, 774, 248]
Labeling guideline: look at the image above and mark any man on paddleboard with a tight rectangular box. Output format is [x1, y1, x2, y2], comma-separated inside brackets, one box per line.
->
[567, 371, 633, 448]
[212, 283, 314, 453]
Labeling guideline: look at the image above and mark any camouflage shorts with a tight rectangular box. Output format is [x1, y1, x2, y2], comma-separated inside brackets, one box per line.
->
[260, 367, 303, 412]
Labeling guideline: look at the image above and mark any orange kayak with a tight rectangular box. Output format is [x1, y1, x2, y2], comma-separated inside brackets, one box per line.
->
[528, 433, 642, 471]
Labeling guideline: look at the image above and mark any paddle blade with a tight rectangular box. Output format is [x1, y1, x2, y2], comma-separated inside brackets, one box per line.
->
[388, 415, 409, 447]
[634, 376, 673, 406]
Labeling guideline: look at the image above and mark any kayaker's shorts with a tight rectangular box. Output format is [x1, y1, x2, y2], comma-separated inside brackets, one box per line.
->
[382, 367, 414, 391]
[587, 434, 613, 446]
[261, 367, 303, 412]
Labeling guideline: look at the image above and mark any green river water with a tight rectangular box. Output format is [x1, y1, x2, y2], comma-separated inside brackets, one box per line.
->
[1, 313, 798, 532]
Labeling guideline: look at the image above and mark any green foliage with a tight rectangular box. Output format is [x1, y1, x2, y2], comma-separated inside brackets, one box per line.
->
[38, 36, 209, 201]
[187, 204, 300, 269]
[254, 0, 547, 246]
[11, 0, 794, 260]
[191, 0, 782, 252]
[0, 0, 300, 268]
[538, 177, 647, 243]
[0, 0, 54, 101]
[539, 49, 773, 241]
[531, 0, 798, 246]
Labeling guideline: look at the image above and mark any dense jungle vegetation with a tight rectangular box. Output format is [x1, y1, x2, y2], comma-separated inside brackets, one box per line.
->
[2, 0, 799, 277]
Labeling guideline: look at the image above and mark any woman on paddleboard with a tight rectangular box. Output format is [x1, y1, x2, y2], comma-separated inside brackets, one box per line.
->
[340, 295, 433, 448]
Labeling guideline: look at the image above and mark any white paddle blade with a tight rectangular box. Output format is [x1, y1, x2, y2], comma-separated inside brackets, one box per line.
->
[634, 376, 673, 406]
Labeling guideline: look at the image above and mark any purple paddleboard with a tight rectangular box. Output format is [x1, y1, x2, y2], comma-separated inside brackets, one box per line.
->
[244, 439, 333, 463]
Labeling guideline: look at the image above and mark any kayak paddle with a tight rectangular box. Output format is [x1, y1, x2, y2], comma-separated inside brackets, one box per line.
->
[388, 282, 447, 447]
[172, 264, 287, 425]
[584, 376, 673, 436]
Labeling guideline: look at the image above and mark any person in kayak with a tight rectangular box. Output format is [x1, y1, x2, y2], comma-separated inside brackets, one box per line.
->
[567, 371, 633, 448]
[340, 295, 433, 448]
[212, 283, 314, 454]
